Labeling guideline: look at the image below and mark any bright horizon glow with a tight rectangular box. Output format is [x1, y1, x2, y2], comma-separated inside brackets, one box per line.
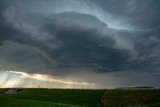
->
[8, 71, 95, 86]
[0, 70, 96, 88]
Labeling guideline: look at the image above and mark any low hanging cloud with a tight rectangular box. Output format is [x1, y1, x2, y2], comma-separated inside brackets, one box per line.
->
[0, 0, 160, 88]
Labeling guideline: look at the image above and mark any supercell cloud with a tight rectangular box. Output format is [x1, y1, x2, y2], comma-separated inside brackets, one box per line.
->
[0, 0, 160, 88]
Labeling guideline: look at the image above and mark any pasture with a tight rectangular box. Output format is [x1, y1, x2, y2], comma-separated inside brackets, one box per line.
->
[0, 88, 159, 107]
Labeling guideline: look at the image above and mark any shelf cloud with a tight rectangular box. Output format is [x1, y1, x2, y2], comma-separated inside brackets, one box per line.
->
[0, 0, 160, 88]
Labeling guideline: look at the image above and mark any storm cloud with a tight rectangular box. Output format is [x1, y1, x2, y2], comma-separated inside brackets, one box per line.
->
[0, 0, 160, 88]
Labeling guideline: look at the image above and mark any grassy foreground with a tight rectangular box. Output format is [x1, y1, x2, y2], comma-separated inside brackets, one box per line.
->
[0, 88, 159, 107]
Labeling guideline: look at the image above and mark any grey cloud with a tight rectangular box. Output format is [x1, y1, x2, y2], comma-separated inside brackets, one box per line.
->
[94, 0, 160, 30]
[0, 5, 131, 74]
[0, 0, 160, 88]
[0, 41, 50, 73]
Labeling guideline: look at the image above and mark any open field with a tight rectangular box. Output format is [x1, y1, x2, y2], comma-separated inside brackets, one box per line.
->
[0, 88, 159, 107]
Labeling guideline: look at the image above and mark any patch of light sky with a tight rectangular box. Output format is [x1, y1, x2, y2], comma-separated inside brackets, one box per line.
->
[0, 70, 96, 88]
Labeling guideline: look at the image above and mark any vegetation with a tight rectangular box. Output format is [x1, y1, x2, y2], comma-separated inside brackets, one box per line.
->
[0, 89, 104, 107]
[102, 89, 160, 107]
[0, 88, 159, 107]
[0, 96, 72, 107]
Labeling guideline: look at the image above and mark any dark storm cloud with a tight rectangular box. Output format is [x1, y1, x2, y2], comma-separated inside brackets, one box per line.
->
[42, 12, 130, 71]
[0, 0, 160, 87]
[0, 10, 131, 74]
[93, 0, 160, 30]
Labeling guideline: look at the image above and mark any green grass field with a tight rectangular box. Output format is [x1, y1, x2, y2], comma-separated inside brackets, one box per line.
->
[0, 88, 159, 107]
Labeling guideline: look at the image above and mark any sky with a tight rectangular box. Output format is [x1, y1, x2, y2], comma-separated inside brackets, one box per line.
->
[0, 0, 160, 89]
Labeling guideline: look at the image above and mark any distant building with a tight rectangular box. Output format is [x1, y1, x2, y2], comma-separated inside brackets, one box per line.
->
[5, 88, 24, 94]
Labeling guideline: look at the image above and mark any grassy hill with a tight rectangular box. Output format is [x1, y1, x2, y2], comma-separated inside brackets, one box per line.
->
[0, 88, 159, 107]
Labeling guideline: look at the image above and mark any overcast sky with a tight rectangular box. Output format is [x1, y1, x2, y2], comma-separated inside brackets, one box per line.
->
[0, 0, 160, 88]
